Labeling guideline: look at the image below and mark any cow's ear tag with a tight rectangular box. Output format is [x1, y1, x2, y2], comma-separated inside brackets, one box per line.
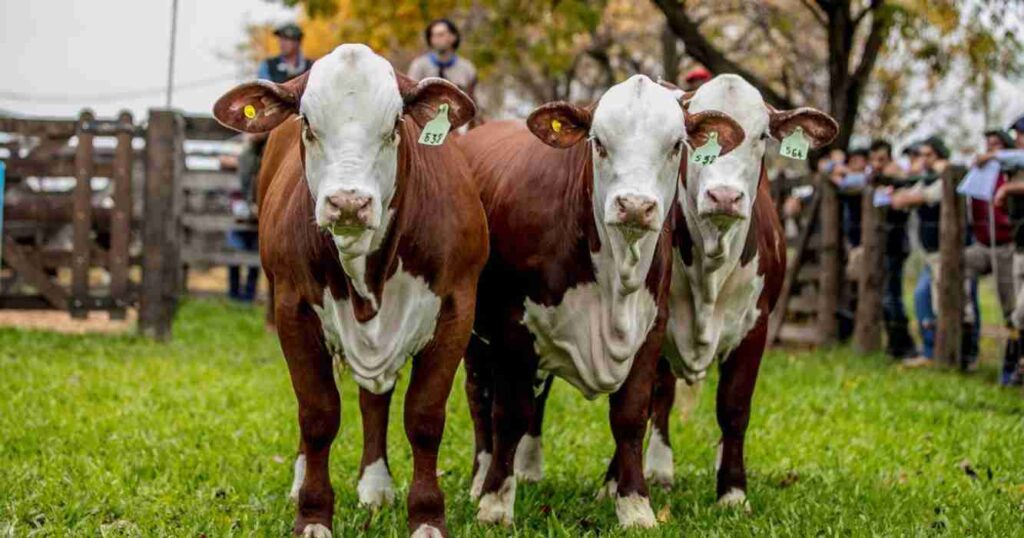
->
[418, 103, 451, 146]
[243, 104, 257, 119]
[780, 127, 809, 160]
[551, 119, 562, 133]
[690, 132, 721, 166]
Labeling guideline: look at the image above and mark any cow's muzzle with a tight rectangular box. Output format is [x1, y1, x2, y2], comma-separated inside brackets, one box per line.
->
[700, 186, 745, 226]
[610, 194, 659, 232]
[324, 188, 374, 233]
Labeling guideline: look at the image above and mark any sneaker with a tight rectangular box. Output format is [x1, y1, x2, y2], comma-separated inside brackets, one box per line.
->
[901, 356, 933, 368]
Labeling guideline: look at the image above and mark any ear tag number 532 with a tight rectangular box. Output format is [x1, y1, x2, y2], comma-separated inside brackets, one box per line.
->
[418, 103, 451, 146]
[780, 127, 809, 160]
[690, 132, 721, 166]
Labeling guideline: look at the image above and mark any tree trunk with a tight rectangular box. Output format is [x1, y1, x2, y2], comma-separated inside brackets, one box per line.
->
[853, 183, 884, 352]
[661, 22, 680, 85]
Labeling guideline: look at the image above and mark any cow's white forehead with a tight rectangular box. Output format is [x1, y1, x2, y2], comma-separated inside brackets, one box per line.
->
[300, 44, 402, 132]
[689, 74, 768, 138]
[593, 75, 683, 141]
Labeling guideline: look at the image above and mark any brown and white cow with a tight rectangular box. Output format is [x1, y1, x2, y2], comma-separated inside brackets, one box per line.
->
[512, 74, 838, 511]
[213, 44, 488, 537]
[642, 74, 838, 507]
[458, 75, 744, 528]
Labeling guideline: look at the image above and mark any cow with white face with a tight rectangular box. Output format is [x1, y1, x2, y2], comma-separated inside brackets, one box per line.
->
[459, 75, 745, 528]
[641, 74, 837, 506]
[214, 44, 488, 537]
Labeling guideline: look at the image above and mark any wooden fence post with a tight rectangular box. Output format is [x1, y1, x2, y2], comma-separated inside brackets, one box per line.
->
[853, 182, 884, 352]
[109, 110, 134, 320]
[817, 175, 841, 344]
[935, 166, 966, 367]
[70, 110, 95, 319]
[139, 109, 184, 340]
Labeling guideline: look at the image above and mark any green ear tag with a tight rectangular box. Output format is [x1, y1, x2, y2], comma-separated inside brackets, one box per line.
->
[780, 127, 810, 160]
[690, 132, 721, 166]
[418, 103, 451, 146]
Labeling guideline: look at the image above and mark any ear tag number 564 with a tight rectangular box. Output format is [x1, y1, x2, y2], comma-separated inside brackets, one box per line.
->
[418, 103, 451, 146]
[690, 132, 721, 166]
[780, 127, 810, 160]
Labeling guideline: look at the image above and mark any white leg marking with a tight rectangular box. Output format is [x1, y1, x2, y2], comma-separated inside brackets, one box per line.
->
[644, 427, 674, 488]
[470, 451, 492, 500]
[477, 476, 516, 525]
[410, 524, 444, 538]
[596, 479, 618, 500]
[714, 440, 723, 473]
[513, 434, 543, 482]
[357, 458, 395, 507]
[717, 487, 751, 512]
[289, 454, 306, 502]
[300, 523, 332, 538]
[615, 493, 657, 528]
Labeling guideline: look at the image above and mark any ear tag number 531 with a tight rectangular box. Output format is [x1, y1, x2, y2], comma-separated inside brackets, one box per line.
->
[690, 132, 721, 166]
[418, 103, 451, 146]
[780, 127, 809, 160]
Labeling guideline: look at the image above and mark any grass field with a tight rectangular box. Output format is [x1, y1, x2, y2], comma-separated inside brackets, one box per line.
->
[2, 299, 1023, 537]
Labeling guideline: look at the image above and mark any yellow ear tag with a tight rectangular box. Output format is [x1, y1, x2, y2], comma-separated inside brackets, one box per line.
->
[551, 119, 562, 133]
[243, 104, 257, 119]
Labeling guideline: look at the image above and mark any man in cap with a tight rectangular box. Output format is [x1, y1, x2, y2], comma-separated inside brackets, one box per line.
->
[408, 19, 477, 96]
[257, 23, 313, 84]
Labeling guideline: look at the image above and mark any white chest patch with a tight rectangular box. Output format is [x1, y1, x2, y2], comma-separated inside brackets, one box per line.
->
[663, 250, 763, 383]
[522, 277, 657, 400]
[313, 261, 441, 394]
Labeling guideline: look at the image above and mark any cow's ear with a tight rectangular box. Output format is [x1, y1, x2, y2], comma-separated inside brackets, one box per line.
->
[685, 110, 745, 157]
[213, 72, 308, 133]
[527, 102, 593, 149]
[768, 107, 838, 149]
[398, 74, 476, 130]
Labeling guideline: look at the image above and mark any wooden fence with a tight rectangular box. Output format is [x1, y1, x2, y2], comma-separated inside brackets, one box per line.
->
[0, 109, 248, 340]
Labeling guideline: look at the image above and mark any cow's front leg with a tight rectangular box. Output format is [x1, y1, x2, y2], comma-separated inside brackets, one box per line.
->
[606, 329, 661, 528]
[277, 294, 340, 537]
[464, 335, 493, 500]
[644, 358, 676, 489]
[476, 334, 536, 526]
[404, 296, 474, 537]
[357, 387, 395, 508]
[514, 374, 552, 483]
[715, 323, 766, 512]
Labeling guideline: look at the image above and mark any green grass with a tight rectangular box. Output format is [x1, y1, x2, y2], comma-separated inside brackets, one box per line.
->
[2, 300, 1023, 537]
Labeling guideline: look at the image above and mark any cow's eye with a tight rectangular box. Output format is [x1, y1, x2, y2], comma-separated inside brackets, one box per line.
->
[301, 117, 317, 143]
[672, 139, 684, 155]
[592, 137, 608, 158]
[759, 132, 769, 141]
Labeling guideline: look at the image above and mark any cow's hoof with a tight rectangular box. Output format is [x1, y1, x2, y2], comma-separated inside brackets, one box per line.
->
[469, 451, 491, 500]
[643, 427, 674, 489]
[513, 434, 543, 483]
[300, 523, 332, 538]
[289, 454, 306, 502]
[717, 488, 752, 513]
[357, 459, 395, 508]
[476, 476, 516, 525]
[595, 479, 617, 501]
[615, 493, 657, 528]
[410, 524, 444, 538]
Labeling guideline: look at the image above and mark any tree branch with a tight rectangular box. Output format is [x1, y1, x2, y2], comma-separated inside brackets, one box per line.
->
[651, 0, 796, 109]
[853, 0, 884, 27]
[850, 7, 889, 92]
[799, 0, 827, 26]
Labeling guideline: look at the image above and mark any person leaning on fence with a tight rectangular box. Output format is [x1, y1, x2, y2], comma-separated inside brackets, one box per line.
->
[830, 147, 869, 340]
[978, 115, 1024, 385]
[226, 23, 313, 303]
[869, 139, 919, 359]
[890, 136, 980, 367]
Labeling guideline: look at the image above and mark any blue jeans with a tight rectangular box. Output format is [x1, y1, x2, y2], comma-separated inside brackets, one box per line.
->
[883, 252, 916, 357]
[914, 264, 980, 360]
[227, 230, 259, 302]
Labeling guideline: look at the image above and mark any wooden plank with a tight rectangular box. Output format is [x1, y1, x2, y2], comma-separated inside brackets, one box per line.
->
[139, 109, 185, 340]
[0, 294, 126, 311]
[180, 248, 260, 267]
[2, 237, 68, 310]
[768, 186, 821, 343]
[817, 178, 841, 344]
[0, 117, 77, 138]
[109, 110, 134, 320]
[184, 115, 237, 141]
[70, 110, 94, 318]
[853, 184, 884, 352]
[935, 166, 966, 368]
[777, 324, 820, 345]
[181, 170, 240, 192]
[5, 157, 114, 179]
[181, 213, 258, 233]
